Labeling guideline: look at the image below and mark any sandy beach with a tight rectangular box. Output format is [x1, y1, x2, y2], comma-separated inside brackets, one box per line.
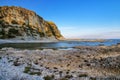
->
[0, 39, 59, 44]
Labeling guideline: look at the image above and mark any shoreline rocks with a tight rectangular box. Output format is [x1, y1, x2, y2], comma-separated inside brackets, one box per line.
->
[0, 45, 120, 80]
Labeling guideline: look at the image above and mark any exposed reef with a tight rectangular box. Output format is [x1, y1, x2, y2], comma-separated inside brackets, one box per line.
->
[0, 45, 120, 80]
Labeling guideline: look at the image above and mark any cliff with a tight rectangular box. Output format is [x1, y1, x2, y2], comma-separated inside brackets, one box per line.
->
[0, 6, 64, 40]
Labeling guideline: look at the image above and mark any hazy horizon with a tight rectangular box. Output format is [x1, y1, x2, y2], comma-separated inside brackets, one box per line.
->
[0, 0, 120, 39]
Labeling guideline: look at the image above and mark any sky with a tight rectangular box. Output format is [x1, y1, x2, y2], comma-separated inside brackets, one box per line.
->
[0, 0, 120, 39]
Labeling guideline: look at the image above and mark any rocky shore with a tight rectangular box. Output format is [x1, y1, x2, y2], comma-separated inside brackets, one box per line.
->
[0, 45, 120, 80]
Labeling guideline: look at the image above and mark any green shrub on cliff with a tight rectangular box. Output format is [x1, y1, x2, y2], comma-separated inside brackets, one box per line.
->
[0, 20, 4, 24]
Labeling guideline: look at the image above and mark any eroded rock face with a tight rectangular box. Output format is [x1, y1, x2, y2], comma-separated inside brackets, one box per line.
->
[0, 6, 64, 40]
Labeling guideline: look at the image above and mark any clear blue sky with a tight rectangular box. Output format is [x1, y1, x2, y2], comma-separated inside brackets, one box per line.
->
[0, 0, 120, 39]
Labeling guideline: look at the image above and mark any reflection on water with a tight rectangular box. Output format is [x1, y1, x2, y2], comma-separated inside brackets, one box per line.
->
[0, 39, 120, 49]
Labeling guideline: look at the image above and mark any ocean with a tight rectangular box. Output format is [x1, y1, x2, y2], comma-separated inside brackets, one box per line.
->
[0, 39, 120, 50]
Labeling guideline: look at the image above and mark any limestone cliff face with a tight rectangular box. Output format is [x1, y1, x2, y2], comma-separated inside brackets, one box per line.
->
[0, 6, 64, 40]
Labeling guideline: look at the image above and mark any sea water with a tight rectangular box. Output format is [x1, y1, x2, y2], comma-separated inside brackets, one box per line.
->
[0, 39, 120, 49]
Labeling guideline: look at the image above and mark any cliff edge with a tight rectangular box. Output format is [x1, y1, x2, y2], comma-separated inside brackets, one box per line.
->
[0, 6, 64, 40]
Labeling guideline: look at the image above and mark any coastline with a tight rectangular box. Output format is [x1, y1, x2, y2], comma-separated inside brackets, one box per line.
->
[0, 39, 111, 44]
[0, 39, 59, 44]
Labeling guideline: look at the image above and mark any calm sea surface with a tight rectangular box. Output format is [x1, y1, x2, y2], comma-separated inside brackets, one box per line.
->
[0, 39, 120, 49]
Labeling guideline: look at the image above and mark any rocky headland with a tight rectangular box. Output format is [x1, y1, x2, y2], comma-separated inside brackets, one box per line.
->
[0, 6, 64, 41]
